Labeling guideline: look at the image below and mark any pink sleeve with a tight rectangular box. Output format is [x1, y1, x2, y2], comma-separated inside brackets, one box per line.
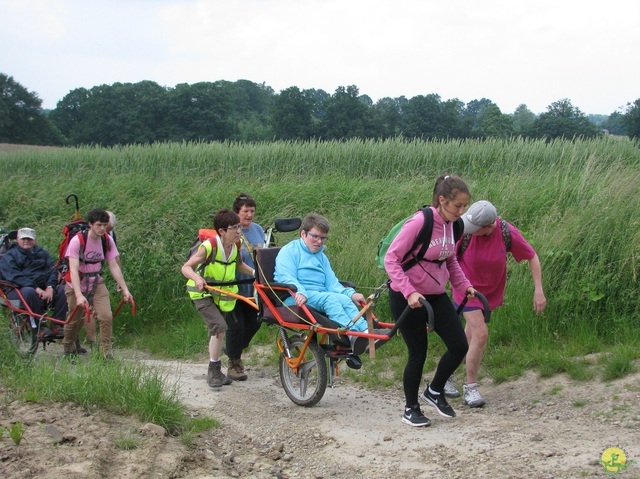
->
[508, 224, 536, 263]
[445, 255, 472, 293]
[105, 234, 119, 261]
[384, 212, 423, 298]
[65, 235, 80, 259]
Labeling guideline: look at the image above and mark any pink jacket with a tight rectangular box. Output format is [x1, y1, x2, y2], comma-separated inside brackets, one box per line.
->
[385, 207, 472, 299]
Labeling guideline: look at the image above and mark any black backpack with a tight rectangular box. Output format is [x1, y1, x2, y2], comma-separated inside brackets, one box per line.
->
[381, 207, 464, 273]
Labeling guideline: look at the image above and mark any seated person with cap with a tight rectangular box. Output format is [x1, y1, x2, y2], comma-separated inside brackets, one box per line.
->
[0, 227, 68, 336]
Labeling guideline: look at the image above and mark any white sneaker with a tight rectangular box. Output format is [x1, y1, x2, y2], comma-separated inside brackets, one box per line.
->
[444, 378, 461, 398]
[463, 383, 486, 408]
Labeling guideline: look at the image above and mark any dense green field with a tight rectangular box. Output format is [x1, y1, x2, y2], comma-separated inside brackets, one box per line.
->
[1, 137, 639, 380]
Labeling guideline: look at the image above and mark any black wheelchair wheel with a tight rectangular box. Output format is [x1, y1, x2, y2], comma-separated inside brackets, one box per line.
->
[279, 333, 328, 407]
[8, 312, 39, 355]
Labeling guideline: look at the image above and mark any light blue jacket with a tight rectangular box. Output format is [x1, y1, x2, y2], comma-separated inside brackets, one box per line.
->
[274, 238, 355, 300]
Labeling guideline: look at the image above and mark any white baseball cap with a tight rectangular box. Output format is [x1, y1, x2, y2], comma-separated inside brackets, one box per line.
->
[462, 201, 497, 234]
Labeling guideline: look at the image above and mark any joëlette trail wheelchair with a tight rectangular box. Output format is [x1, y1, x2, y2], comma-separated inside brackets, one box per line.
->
[204, 218, 490, 408]
[1, 227, 136, 356]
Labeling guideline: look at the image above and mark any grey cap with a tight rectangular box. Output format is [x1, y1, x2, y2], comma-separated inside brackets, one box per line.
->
[462, 200, 497, 234]
[17, 227, 36, 239]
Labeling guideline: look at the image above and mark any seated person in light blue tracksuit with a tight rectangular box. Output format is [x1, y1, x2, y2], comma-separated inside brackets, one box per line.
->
[274, 213, 368, 332]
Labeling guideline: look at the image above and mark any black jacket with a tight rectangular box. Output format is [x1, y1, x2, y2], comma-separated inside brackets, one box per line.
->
[0, 244, 58, 288]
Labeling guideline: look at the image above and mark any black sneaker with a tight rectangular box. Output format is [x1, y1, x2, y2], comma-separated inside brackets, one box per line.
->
[421, 384, 456, 418]
[402, 404, 431, 427]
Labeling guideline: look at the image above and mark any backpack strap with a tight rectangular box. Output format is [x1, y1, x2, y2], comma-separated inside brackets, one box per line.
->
[499, 217, 512, 251]
[401, 207, 434, 272]
[402, 209, 464, 272]
[457, 233, 472, 259]
[197, 239, 244, 274]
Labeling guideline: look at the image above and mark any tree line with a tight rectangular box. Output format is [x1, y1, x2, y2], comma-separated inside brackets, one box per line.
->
[1, 73, 639, 147]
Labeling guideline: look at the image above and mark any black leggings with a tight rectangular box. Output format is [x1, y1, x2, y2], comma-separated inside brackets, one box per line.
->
[225, 300, 261, 360]
[389, 289, 468, 407]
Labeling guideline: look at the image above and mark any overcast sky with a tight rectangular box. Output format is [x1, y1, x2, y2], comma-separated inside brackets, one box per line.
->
[2, 0, 639, 114]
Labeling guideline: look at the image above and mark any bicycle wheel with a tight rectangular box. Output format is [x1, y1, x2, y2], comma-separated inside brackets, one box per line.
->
[8, 312, 38, 355]
[279, 333, 328, 407]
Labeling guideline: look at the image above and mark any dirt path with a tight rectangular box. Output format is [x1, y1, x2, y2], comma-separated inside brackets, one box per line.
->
[1, 346, 639, 479]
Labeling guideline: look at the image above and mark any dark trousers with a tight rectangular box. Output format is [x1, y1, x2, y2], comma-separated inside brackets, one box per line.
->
[389, 289, 468, 407]
[225, 300, 261, 360]
[8, 285, 68, 322]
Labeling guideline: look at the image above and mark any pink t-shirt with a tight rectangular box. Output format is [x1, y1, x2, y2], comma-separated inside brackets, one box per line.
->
[65, 233, 119, 292]
[452, 220, 535, 310]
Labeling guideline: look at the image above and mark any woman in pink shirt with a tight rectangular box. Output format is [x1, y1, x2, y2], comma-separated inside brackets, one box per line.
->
[385, 174, 476, 427]
[450, 200, 546, 408]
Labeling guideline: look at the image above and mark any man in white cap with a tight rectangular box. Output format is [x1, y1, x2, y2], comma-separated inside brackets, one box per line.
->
[449, 200, 546, 407]
[0, 227, 68, 333]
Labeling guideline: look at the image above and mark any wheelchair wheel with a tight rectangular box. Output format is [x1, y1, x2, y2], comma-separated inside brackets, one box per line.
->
[279, 333, 327, 407]
[8, 312, 38, 355]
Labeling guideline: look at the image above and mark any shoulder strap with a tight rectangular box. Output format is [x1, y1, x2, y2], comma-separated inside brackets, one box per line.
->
[78, 231, 87, 262]
[457, 233, 472, 259]
[453, 217, 464, 243]
[499, 217, 512, 251]
[198, 239, 240, 269]
[234, 240, 243, 265]
[401, 207, 434, 272]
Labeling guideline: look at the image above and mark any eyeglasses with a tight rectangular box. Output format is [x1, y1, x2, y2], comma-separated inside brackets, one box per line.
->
[226, 224, 243, 231]
[305, 231, 328, 242]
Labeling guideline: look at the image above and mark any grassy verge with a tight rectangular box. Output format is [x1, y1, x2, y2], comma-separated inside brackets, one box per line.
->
[0, 327, 218, 441]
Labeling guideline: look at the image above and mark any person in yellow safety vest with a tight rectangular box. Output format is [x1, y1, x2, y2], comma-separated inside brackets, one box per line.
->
[181, 208, 255, 388]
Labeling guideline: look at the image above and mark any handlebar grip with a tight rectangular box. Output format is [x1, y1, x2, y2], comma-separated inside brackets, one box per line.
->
[456, 291, 491, 324]
[394, 298, 435, 334]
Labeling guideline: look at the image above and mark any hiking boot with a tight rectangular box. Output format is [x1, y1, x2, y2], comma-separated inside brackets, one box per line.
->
[207, 361, 233, 388]
[402, 404, 431, 427]
[421, 383, 456, 418]
[76, 338, 88, 354]
[444, 377, 461, 398]
[227, 359, 248, 381]
[463, 383, 486, 408]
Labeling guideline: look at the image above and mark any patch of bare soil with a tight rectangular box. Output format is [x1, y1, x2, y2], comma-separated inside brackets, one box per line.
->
[0, 143, 60, 153]
[1, 344, 639, 479]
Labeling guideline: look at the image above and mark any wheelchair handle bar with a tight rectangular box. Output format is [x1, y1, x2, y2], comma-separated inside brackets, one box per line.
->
[456, 291, 491, 324]
[113, 296, 136, 318]
[391, 297, 436, 335]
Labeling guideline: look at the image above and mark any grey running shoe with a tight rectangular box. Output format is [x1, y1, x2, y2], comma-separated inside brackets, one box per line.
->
[421, 383, 456, 418]
[444, 377, 461, 398]
[463, 383, 486, 408]
[402, 404, 431, 427]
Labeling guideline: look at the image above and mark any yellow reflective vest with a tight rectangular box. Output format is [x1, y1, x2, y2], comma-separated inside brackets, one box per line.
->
[186, 239, 239, 312]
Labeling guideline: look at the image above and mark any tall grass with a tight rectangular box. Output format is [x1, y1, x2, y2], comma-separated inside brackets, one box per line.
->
[1, 137, 638, 368]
